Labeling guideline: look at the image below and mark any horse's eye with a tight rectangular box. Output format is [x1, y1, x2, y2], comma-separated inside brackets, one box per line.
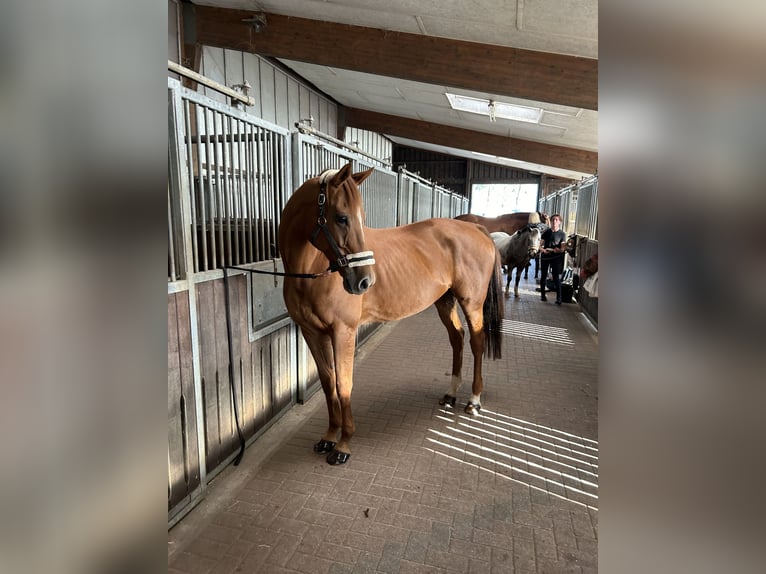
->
[335, 215, 349, 225]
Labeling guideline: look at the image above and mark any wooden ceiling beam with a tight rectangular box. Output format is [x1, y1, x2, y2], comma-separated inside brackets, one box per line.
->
[343, 108, 598, 174]
[194, 6, 597, 111]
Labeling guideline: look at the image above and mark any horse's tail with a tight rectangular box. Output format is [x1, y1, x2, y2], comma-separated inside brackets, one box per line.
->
[483, 249, 504, 360]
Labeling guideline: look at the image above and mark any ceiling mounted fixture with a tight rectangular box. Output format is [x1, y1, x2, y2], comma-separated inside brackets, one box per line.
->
[446, 93, 542, 124]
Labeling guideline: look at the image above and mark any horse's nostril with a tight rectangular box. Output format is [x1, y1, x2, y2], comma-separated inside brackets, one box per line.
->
[358, 277, 370, 292]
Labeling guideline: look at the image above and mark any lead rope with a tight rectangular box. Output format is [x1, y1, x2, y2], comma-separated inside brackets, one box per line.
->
[222, 267, 246, 466]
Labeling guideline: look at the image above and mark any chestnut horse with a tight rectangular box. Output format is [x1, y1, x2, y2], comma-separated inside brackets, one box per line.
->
[279, 163, 504, 465]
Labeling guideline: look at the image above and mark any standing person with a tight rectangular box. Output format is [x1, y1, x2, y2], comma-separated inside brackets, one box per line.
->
[539, 214, 567, 305]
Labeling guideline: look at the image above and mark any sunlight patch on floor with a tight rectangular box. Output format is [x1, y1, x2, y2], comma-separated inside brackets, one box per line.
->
[426, 407, 598, 510]
[500, 319, 574, 346]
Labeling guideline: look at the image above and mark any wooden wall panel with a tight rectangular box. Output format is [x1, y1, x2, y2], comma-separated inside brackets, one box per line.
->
[168, 292, 201, 510]
[259, 63, 276, 124]
[196, 49, 339, 135]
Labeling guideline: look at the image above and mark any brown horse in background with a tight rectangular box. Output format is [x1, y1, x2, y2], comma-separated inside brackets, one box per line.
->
[279, 163, 504, 465]
[455, 211, 550, 236]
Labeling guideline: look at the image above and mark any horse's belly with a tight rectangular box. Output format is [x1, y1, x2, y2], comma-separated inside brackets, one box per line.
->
[360, 282, 447, 323]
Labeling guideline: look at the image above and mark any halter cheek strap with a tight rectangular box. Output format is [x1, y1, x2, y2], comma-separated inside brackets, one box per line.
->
[310, 170, 376, 272]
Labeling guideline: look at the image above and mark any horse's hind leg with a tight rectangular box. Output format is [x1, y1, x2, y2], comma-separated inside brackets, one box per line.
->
[435, 292, 464, 408]
[301, 329, 341, 454]
[461, 302, 486, 416]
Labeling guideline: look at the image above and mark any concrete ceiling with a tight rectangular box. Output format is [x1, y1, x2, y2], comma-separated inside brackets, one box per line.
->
[190, 0, 598, 180]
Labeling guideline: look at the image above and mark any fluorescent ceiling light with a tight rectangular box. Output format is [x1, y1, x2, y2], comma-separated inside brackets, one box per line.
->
[446, 93, 542, 124]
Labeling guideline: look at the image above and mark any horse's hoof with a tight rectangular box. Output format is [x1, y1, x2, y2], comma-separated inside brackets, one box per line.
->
[326, 450, 350, 465]
[465, 402, 481, 416]
[313, 439, 336, 453]
[439, 394, 457, 407]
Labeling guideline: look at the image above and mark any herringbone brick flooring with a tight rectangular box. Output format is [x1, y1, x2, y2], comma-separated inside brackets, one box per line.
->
[169, 274, 598, 573]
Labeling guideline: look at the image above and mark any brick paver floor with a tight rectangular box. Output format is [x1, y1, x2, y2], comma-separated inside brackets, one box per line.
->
[169, 274, 598, 573]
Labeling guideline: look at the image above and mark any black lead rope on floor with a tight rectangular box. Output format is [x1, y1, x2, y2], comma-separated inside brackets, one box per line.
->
[220, 262, 336, 468]
[222, 267, 246, 466]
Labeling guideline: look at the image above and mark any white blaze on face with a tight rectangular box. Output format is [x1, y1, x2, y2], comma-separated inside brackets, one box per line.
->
[531, 229, 541, 250]
[356, 211, 364, 238]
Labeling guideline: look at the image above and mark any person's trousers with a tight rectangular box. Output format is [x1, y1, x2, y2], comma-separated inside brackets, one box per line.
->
[540, 257, 564, 301]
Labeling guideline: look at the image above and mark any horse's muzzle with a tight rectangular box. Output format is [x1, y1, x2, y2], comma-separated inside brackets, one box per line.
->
[341, 267, 376, 295]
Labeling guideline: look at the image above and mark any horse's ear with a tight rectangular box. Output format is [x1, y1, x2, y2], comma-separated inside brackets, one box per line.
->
[331, 163, 353, 186]
[351, 167, 375, 187]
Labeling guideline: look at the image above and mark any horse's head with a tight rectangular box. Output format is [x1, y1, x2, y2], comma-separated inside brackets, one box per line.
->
[527, 225, 541, 257]
[310, 163, 376, 295]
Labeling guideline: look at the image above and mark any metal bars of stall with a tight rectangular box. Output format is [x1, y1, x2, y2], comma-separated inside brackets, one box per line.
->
[170, 81, 291, 277]
[575, 177, 598, 240]
[539, 176, 598, 241]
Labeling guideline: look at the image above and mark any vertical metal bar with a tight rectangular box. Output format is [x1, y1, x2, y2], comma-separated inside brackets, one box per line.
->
[257, 127, 266, 260]
[279, 132, 290, 245]
[247, 122, 257, 262]
[266, 129, 274, 259]
[236, 119, 246, 265]
[228, 117, 238, 266]
[231, 118, 240, 264]
[222, 114, 233, 268]
[214, 111, 225, 269]
[271, 131, 281, 258]
[183, 99, 199, 273]
[195, 104, 208, 272]
[168, 80, 208, 494]
[205, 107, 217, 270]
[265, 131, 273, 260]
[168, 182, 177, 281]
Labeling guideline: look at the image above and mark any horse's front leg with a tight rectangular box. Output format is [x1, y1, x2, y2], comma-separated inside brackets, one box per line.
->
[326, 325, 358, 465]
[514, 265, 522, 298]
[301, 328, 341, 454]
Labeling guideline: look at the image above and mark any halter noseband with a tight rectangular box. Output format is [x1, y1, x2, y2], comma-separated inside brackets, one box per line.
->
[309, 169, 375, 272]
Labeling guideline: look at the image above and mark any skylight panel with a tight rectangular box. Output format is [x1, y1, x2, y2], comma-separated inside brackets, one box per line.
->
[446, 92, 542, 124]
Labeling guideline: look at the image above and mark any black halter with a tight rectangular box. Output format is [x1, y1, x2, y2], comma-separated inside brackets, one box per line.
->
[309, 170, 375, 272]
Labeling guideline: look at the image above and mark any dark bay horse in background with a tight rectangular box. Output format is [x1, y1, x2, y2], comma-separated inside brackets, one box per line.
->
[455, 211, 549, 236]
[279, 163, 504, 465]
[491, 228, 542, 298]
[455, 211, 549, 279]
